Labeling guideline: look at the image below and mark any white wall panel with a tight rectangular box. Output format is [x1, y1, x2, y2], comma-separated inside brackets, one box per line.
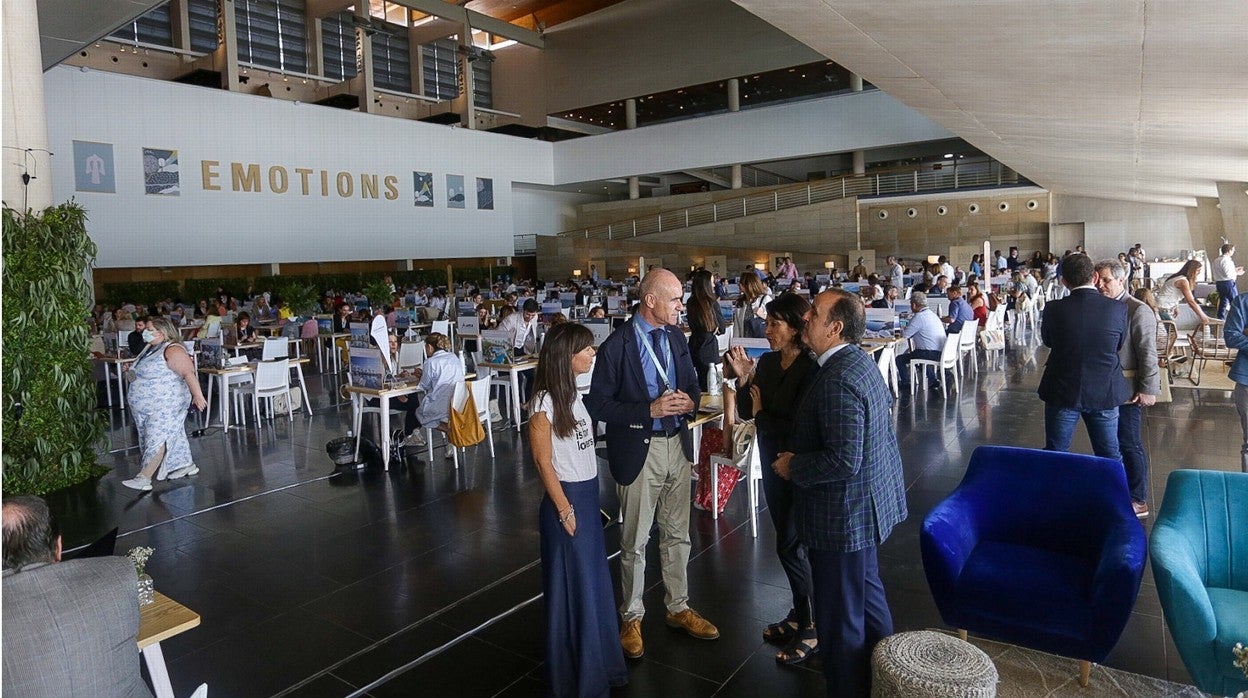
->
[551, 90, 953, 184]
[44, 66, 553, 268]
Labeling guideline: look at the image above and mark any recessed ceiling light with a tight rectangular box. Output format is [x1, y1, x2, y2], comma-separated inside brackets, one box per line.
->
[944, 153, 954, 158]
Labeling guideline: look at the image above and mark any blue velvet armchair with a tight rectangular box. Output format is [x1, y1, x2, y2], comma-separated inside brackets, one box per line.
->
[1151, 469, 1248, 697]
[920, 445, 1147, 685]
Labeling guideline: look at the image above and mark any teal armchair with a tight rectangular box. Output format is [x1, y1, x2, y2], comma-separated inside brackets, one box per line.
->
[1150, 469, 1248, 696]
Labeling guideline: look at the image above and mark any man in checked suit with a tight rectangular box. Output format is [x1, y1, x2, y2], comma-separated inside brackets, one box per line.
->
[1038, 254, 1131, 459]
[3, 495, 152, 697]
[586, 268, 719, 660]
[773, 289, 907, 696]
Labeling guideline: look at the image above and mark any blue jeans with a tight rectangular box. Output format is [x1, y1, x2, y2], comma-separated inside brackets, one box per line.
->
[1216, 280, 1238, 319]
[1044, 403, 1122, 461]
[1118, 403, 1147, 503]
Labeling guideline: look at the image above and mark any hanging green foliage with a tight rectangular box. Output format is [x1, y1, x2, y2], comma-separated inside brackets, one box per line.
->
[2, 203, 108, 494]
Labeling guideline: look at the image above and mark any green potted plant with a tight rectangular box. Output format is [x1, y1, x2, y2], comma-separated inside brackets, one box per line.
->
[277, 281, 319, 318]
[362, 278, 395, 314]
[2, 203, 108, 495]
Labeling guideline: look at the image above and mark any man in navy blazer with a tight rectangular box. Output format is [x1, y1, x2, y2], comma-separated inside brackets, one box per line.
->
[1038, 254, 1131, 459]
[586, 268, 718, 660]
[774, 289, 907, 697]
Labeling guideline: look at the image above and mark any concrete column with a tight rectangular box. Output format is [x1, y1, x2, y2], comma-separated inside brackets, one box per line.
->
[850, 73, 865, 177]
[408, 26, 425, 95]
[169, 0, 192, 51]
[625, 98, 638, 198]
[306, 15, 324, 79]
[2, 0, 53, 210]
[1217, 181, 1248, 290]
[215, 0, 240, 91]
[355, 7, 377, 114]
[727, 79, 742, 188]
[457, 24, 476, 128]
[1189, 197, 1227, 258]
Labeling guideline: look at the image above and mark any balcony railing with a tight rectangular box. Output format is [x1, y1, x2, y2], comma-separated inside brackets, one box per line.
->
[560, 161, 1023, 241]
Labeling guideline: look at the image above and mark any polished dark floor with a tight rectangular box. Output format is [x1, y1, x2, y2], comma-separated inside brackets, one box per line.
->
[54, 331, 1242, 697]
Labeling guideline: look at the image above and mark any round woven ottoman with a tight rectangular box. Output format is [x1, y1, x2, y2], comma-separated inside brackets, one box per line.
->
[871, 630, 998, 697]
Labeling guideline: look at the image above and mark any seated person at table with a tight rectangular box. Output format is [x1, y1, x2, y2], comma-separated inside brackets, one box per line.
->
[127, 317, 149, 356]
[253, 295, 274, 321]
[929, 275, 951, 297]
[413, 332, 465, 453]
[942, 285, 975, 334]
[2, 495, 152, 698]
[332, 302, 352, 334]
[235, 311, 258, 343]
[588, 305, 607, 319]
[896, 292, 947, 391]
[872, 286, 899, 310]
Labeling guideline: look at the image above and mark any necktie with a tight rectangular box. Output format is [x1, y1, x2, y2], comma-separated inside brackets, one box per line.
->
[650, 328, 679, 431]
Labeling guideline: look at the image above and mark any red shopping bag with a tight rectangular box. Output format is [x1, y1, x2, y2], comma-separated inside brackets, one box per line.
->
[693, 426, 741, 515]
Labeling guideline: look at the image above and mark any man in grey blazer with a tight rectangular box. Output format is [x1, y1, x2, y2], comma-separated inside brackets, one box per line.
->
[773, 289, 907, 697]
[3, 495, 152, 698]
[1095, 259, 1160, 518]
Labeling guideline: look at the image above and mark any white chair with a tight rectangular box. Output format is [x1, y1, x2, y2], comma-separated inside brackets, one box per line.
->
[223, 356, 253, 426]
[427, 380, 487, 468]
[910, 334, 961, 398]
[875, 343, 898, 398]
[350, 374, 407, 452]
[716, 326, 733, 355]
[711, 430, 764, 537]
[237, 359, 291, 426]
[261, 337, 288, 360]
[957, 321, 978, 376]
[182, 340, 198, 371]
[398, 340, 426, 371]
[431, 320, 453, 343]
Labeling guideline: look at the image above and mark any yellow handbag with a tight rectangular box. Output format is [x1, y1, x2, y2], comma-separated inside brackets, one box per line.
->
[448, 389, 485, 447]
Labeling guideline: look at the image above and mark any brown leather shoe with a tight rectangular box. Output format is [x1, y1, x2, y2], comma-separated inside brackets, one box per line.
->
[665, 608, 720, 640]
[620, 618, 644, 659]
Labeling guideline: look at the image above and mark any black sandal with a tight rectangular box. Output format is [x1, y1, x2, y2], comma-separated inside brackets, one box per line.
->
[762, 610, 799, 645]
[775, 628, 818, 665]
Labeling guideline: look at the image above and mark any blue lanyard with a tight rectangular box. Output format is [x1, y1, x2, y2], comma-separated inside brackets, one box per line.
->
[634, 322, 675, 391]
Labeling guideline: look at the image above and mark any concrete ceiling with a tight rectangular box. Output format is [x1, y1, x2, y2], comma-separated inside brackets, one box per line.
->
[37, 0, 167, 69]
[731, 0, 1248, 207]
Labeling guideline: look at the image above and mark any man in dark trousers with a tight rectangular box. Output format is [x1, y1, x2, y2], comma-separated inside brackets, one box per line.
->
[586, 268, 718, 660]
[1094, 259, 1159, 518]
[1038, 254, 1131, 458]
[773, 289, 907, 696]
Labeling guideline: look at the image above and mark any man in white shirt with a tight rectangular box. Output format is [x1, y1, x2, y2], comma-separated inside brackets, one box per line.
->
[995, 250, 1008, 272]
[896, 292, 947, 391]
[886, 256, 904, 291]
[1213, 243, 1244, 319]
[938, 256, 955, 282]
[499, 298, 540, 356]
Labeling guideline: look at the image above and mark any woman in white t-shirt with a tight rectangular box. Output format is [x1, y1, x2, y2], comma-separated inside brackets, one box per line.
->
[528, 323, 627, 697]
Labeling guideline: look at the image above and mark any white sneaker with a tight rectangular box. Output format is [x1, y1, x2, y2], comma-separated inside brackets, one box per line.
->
[407, 430, 427, 447]
[167, 465, 199, 480]
[122, 477, 153, 491]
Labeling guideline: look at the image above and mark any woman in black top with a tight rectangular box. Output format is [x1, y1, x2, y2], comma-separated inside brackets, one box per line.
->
[332, 302, 352, 334]
[685, 269, 724, 391]
[724, 292, 818, 665]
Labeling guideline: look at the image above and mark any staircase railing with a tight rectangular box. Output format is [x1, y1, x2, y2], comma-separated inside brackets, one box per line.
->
[560, 161, 1023, 240]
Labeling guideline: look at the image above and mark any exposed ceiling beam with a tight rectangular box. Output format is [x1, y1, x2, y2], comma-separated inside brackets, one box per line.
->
[306, 0, 352, 19]
[682, 169, 731, 189]
[387, 0, 544, 47]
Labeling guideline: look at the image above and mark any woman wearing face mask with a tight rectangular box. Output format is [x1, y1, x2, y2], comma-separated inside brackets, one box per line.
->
[122, 317, 208, 491]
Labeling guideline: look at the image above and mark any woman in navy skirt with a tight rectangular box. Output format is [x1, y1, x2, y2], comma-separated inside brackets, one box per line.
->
[529, 323, 628, 697]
